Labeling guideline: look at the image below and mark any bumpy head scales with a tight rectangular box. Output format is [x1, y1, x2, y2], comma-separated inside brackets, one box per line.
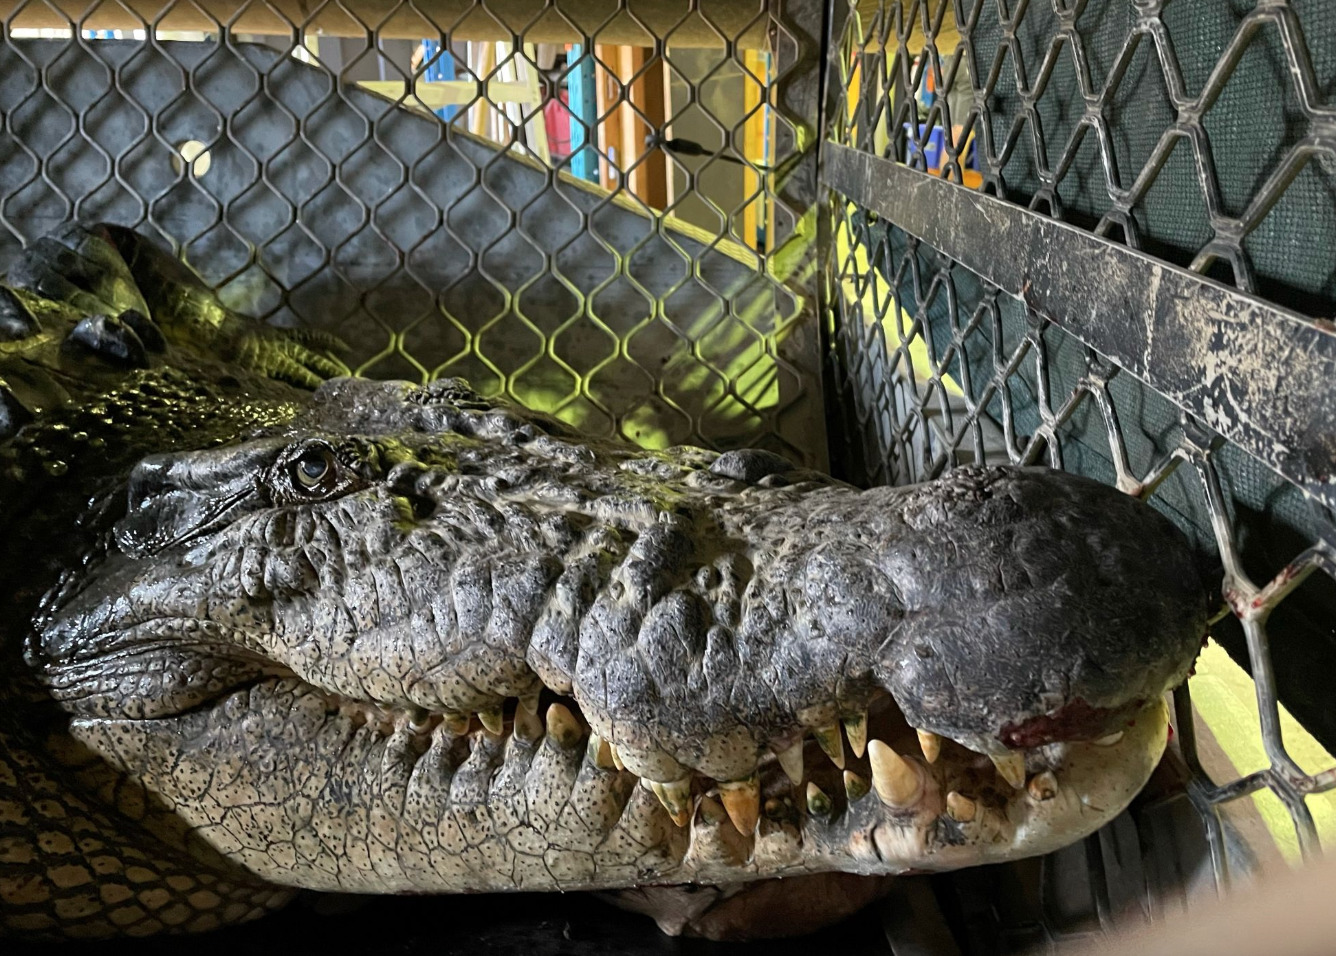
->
[31, 376, 1207, 899]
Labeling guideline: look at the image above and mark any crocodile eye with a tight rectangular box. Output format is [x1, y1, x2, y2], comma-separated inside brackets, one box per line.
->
[269, 441, 364, 505]
[292, 448, 336, 493]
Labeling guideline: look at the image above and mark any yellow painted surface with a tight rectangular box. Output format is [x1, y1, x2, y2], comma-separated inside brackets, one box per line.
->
[834, 204, 962, 396]
[742, 49, 765, 251]
[1190, 639, 1336, 863]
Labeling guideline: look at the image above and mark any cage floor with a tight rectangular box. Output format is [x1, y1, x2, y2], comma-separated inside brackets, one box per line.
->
[5, 889, 893, 956]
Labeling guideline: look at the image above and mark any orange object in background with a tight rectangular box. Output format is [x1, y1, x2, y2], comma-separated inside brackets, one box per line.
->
[921, 123, 982, 190]
[593, 45, 668, 209]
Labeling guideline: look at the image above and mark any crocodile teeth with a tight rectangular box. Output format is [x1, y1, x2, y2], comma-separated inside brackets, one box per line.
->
[586, 733, 616, 770]
[1094, 731, 1124, 746]
[842, 712, 868, 759]
[513, 706, 543, 742]
[774, 739, 804, 785]
[441, 711, 471, 736]
[806, 782, 832, 818]
[813, 724, 845, 769]
[697, 794, 728, 825]
[478, 707, 504, 736]
[1027, 771, 1058, 801]
[405, 706, 432, 734]
[945, 791, 976, 822]
[916, 729, 942, 764]
[843, 770, 870, 803]
[651, 777, 693, 828]
[719, 776, 761, 835]
[544, 703, 582, 749]
[867, 739, 921, 807]
[991, 752, 1026, 790]
[518, 690, 541, 714]
[609, 745, 627, 771]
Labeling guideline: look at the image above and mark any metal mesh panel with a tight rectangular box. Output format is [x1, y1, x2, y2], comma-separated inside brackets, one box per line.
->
[0, 0, 826, 465]
[825, 0, 1336, 944]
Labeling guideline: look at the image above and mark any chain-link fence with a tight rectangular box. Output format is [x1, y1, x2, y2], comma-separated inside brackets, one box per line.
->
[824, 0, 1336, 948]
[0, 0, 827, 465]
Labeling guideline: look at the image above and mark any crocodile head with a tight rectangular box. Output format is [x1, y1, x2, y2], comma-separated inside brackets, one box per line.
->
[31, 376, 1207, 906]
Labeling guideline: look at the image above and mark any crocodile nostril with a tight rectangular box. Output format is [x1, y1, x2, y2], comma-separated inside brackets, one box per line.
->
[383, 461, 437, 519]
[385, 460, 426, 494]
[125, 453, 178, 507]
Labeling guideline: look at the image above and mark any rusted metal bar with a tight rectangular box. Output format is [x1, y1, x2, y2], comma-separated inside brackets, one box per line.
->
[821, 141, 1336, 510]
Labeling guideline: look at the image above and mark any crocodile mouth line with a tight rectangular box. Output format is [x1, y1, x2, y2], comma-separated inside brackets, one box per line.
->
[307, 679, 1133, 837]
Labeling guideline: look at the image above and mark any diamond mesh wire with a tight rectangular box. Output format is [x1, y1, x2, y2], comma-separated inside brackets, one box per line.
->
[0, 0, 827, 466]
[826, 0, 1336, 939]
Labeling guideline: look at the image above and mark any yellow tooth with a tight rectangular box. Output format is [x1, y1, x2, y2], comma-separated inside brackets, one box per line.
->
[916, 729, 942, 763]
[518, 689, 541, 714]
[774, 739, 804, 785]
[478, 707, 504, 736]
[806, 782, 833, 817]
[404, 706, 432, 734]
[513, 706, 543, 742]
[441, 711, 471, 736]
[946, 791, 976, 822]
[697, 795, 727, 825]
[1094, 731, 1124, 746]
[544, 703, 582, 749]
[586, 733, 616, 770]
[843, 770, 870, 802]
[843, 712, 868, 759]
[813, 724, 845, 769]
[651, 777, 693, 828]
[991, 752, 1026, 789]
[719, 776, 761, 835]
[609, 745, 626, 771]
[867, 739, 922, 807]
[1027, 771, 1058, 801]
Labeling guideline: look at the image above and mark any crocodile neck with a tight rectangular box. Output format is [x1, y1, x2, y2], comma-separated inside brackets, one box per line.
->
[1, 363, 307, 939]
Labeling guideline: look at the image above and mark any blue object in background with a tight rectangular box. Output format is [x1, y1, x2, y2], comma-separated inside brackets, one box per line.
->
[903, 123, 977, 172]
[420, 40, 457, 121]
[567, 44, 598, 182]
[919, 124, 945, 169]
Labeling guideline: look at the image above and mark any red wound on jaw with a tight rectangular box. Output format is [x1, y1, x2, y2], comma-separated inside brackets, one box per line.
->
[999, 698, 1144, 748]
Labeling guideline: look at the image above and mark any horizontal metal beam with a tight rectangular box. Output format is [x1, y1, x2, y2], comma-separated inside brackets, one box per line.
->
[0, 0, 772, 46]
[358, 80, 534, 109]
[822, 141, 1336, 508]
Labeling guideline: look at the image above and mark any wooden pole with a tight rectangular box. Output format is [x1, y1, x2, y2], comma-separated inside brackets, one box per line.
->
[625, 49, 668, 210]
[595, 45, 619, 191]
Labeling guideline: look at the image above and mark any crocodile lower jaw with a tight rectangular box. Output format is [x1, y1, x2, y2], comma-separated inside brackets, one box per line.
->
[68, 672, 1169, 893]
[284, 678, 1170, 881]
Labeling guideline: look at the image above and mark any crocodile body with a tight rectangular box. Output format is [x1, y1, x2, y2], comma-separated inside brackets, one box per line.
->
[0, 225, 1208, 940]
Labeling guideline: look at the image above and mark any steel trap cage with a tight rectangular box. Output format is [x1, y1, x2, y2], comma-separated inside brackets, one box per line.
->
[1, 0, 1334, 952]
[823, 0, 1336, 950]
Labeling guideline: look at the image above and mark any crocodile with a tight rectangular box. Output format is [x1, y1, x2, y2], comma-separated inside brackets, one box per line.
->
[0, 223, 1209, 941]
